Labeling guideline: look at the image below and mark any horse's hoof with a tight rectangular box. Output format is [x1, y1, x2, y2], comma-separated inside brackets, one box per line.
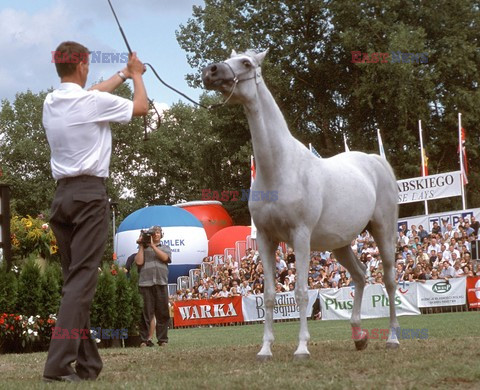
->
[354, 337, 368, 351]
[386, 342, 400, 350]
[257, 354, 272, 362]
[293, 353, 310, 360]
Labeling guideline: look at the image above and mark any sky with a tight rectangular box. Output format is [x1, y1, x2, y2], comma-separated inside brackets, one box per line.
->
[1, 0, 205, 108]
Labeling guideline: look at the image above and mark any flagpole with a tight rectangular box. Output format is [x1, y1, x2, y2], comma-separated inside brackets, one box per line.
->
[458, 113, 467, 210]
[419, 120, 429, 215]
[377, 129, 386, 159]
[343, 134, 350, 152]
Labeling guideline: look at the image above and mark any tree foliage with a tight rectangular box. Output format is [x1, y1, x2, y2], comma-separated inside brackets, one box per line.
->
[0, 91, 54, 216]
[177, 0, 480, 216]
[1, 0, 479, 229]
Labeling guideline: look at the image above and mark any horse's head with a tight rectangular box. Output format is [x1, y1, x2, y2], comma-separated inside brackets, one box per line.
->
[202, 49, 268, 104]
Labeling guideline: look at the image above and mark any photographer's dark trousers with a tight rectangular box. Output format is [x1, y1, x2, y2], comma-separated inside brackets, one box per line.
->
[44, 176, 108, 380]
[140, 285, 170, 343]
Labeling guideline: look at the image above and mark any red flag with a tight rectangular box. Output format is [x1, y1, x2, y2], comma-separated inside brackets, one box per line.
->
[459, 127, 468, 185]
[421, 148, 428, 176]
[250, 156, 256, 181]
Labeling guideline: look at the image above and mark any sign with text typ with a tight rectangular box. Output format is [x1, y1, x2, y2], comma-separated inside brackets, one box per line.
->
[397, 171, 462, 204]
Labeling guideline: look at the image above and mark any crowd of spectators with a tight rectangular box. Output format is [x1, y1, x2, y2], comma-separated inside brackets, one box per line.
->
[171, 216, 479, 301]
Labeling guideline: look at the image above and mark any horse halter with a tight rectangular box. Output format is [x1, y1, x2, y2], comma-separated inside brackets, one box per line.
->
[209, 60, 263, 107]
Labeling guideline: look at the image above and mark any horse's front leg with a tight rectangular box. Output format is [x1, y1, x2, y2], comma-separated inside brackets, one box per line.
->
[255, 232, 278, 361]
[293, 231, 311, 359]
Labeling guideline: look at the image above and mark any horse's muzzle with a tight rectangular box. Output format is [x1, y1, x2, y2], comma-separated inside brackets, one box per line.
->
[202, 63, 232, 90]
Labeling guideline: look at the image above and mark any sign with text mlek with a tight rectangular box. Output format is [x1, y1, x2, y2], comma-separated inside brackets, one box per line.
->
[173, 296, 244, 327]
[397, 171, 461, 204]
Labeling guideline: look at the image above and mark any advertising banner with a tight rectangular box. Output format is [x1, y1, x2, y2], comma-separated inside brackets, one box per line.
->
[173, 296, 244, 327]
[319, 283, 420, 321]
[242, 290, 319, 322]
[397, 171, 461, 204]
[466, 276, 480, 309]
[397, 208, 480, 233]
[416, 278, 466, 307]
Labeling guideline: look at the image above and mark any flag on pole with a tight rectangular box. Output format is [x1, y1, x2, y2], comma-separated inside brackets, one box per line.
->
[250, 155, 257, 239]
[458, 113, 467, 210]
[421, 148, 429, 176]
[418, 121, 428, 176]
[458, 127, 468, 185]
[309, 143, 321, 158]
[343, 134, 350, 152]
[250, 155, 256, 181]
[377, 129, 386, 159]
[418, 120, 429, 214]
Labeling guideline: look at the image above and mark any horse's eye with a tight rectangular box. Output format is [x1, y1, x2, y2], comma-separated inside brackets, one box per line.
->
[243, 60, 251, 67]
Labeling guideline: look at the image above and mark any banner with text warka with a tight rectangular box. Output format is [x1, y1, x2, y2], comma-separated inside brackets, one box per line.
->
[397, 171, 461, 204]
[173, 296, 244, 327]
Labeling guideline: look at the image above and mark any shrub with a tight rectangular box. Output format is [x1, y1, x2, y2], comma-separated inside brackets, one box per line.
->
[91, 264, 117, 331]
[114, 265, 132, 331]
[128, 266, 143, 336]
[39, 262, 61, 318]
[0, 264, 18, 313]
[16, 257, 43, 316]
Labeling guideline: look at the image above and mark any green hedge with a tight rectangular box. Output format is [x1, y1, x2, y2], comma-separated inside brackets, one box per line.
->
[0, 260, 143, 353]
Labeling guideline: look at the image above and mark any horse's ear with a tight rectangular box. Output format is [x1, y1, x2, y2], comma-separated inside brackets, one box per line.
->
[231, 49, 237, 57]
[255, 49, 269, 65]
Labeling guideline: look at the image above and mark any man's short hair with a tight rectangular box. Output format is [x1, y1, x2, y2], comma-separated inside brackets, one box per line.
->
[54, 41, 89, 78]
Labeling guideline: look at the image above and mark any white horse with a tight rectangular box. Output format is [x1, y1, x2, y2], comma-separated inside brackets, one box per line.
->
[202, 49, 400, 360]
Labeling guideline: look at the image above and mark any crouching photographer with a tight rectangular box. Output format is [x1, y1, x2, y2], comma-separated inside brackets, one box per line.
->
[135, 226, 172, 347]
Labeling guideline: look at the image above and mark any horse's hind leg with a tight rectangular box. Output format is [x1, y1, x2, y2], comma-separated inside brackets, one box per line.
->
[333, 246, 368, 350]
[255, 231, 278, 360]
[370, 223, 400, 349]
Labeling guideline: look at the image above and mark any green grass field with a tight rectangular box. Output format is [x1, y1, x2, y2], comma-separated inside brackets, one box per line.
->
[0, 312, 479, 389]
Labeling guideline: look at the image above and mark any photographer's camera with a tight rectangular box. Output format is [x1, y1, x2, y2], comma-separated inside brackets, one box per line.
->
[140, 228, 155, 247]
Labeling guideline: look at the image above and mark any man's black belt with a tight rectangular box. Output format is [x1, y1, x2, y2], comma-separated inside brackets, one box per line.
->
[56, 175, 106, 185]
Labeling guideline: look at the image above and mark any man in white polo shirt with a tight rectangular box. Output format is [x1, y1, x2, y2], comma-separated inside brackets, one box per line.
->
[42, 41, 148, 383]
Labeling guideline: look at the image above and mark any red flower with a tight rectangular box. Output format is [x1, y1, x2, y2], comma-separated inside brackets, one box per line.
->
[0, 318, 4, 325]
[111, 269, 118, 276]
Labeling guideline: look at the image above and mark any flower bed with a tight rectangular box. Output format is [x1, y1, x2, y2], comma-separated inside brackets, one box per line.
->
[0, 313, 56, 353]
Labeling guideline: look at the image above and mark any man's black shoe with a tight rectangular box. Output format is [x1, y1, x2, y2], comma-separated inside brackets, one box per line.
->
[43, 373, 82, 383]
[146, 340, 155, 347]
